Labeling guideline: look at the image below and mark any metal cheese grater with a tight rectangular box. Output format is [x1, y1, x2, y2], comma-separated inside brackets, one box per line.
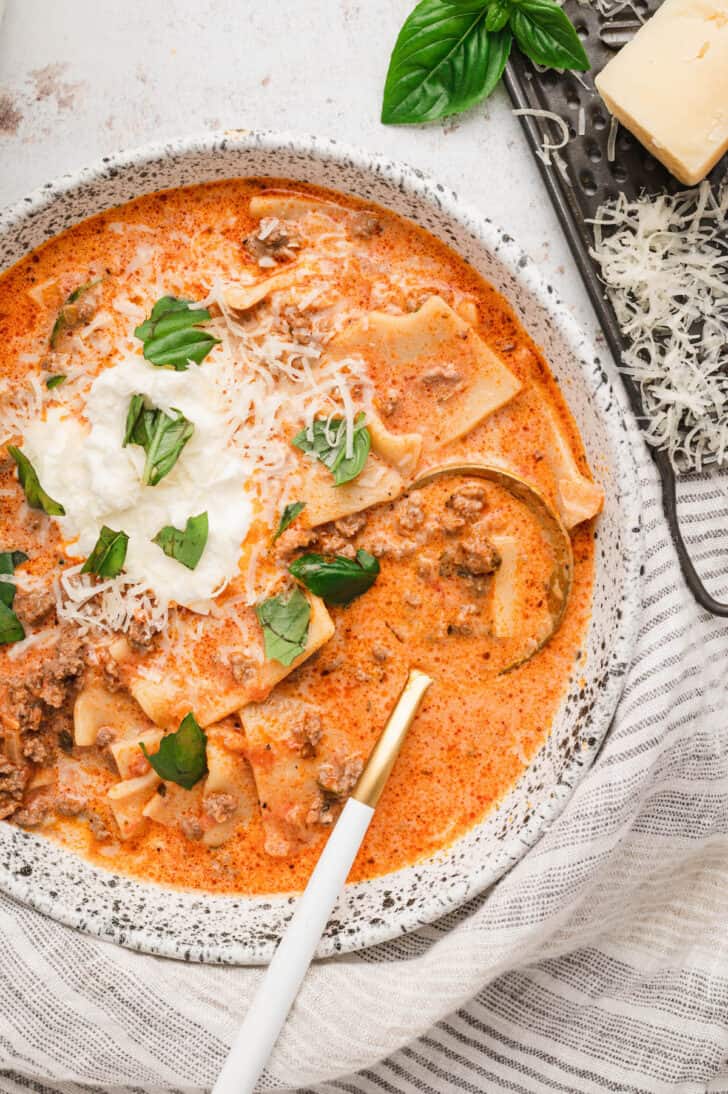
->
[503, 0, 728, 615]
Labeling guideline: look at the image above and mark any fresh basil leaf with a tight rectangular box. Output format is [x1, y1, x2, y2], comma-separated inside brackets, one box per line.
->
[81, 525, 128, 578]
[134, 296, 193, 340]
[274, 501, 306, 541]
[123, 393, 148, 446]
[134, 295, 219, 370]
[332, 420, 371, 486]
[0, 550, 27, 641]
[255, 586, 311, 666]
[123, 397, 194, 486]
[0, 601, 25, 645]
[509, 0, 589, 70]
[45, 374, 66, 390]
[140, 712, 208, 790]
[143, 409, 194, 486]
[289, 549, 380, 605]
[49, 279, 101, 348]
[486, 0, 511, 32]
[7, 446, 65, 516]
[0, 550, 28, 574]
[0, 550, 28, 609]
[153, 512, 208, 570]
[381, 0, 512, 124]
[292, 413, 371, 486]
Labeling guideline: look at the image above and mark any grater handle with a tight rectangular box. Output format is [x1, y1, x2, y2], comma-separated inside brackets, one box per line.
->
[656, 452, 728, 617]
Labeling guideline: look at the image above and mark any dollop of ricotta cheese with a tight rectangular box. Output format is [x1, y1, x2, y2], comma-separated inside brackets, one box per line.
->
[23, 357, 254, 609]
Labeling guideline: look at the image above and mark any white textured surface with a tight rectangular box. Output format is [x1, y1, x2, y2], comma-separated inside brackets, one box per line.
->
[0, 0, 603, 352]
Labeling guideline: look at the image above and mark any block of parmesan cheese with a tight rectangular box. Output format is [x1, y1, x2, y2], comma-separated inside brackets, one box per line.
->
[595, 0, 728, 185]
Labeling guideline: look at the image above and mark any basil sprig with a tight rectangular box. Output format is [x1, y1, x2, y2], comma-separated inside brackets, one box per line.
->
[153, 512, 208, 570]
[82, 526, 128, 578]
[274, 501, 306, 541]
[124, 395, 194, 486]
[45, 374, 66, 390]
[141, 712, 208, 790]
[292, 414, 371, 487]
[7, 446, 65, 516]
[290, 549, 380, 605]
[381, 0, 589, 125]
[255, 586, 311, 666]
[134, 296, 220, 370]
[0, 550, 28, 645]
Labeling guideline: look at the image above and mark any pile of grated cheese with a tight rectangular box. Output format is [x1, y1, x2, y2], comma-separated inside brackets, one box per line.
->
[590, 179, 728, 471]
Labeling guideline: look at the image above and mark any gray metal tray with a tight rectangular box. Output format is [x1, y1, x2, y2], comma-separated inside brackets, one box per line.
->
[503, 0, 728, 614]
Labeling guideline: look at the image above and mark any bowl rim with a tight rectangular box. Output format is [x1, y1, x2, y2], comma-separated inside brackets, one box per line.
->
[0, 129, 644, 963]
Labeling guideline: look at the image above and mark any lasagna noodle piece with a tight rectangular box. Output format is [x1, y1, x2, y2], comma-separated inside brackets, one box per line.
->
[490, 534, 520, 640]
[239, 692, 362, 857]
[107, 769, 160, 840]
[73, 682, 153, 746]
[109, 592, 334, 729]
[297, 411, 422, 527]
[249, 191, 352, 227]
[110, 728, 164, 779]
[321, 296, 522, 449]
[248, 190, 388, 244]
[542, 405, 604, 529]
[223, 266, 304, 312]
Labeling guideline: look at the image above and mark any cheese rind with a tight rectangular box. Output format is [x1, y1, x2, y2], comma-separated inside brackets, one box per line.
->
[595, 0, 728, 185]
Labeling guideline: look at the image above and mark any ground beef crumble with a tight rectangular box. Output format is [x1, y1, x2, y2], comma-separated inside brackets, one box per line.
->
[0, 628, 86, 820]
[0, 755, 28, 820]
[204, 792, 237, 824]
[285, 710, 323, 758]
[317, 751, 363, 797]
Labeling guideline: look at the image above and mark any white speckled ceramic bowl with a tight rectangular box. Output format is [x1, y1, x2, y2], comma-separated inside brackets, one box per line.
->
[0, 131, 642, 964]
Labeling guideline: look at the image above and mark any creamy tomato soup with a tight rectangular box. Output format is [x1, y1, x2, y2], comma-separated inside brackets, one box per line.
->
[0, 179, 601, 893]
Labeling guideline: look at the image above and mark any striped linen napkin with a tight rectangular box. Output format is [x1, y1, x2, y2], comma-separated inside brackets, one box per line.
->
[1, 430, 727, 1094]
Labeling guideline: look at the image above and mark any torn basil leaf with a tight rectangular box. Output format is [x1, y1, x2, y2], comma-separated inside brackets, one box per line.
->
[134, 295, 220, 370]
[0, 551, 27, 609]
[123, 396, 194, 486]
[292, 413, 371, 486]
[45, 374, 66, 390]
[289, 549, 380, 604]
[140, 712, 208, 790]
[0, 550, 28, 644]
[81, 525, 128, 578]
[49, 279, 100, 348]
[124, 394, 149, 447]
[255, 586, 311, 666]
[7, 446, 65, 516]
[153, 512, 208, 570]
[0, 601, 25, 645]
[273, 501, 306, 541]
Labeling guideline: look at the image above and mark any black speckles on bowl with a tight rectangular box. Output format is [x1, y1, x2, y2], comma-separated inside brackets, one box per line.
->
[0, 131, 642, 965]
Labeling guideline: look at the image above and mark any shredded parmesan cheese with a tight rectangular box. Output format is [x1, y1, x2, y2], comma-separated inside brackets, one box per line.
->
[512, 109, 571, 167]
[607, 116, 619, 162]
[591, 180, 728, 469]
[6, 626, 61, 660]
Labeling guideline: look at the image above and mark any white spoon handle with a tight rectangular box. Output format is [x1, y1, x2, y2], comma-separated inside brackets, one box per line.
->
[212, 668, 432, 1094]
[212, 796, 375, 1094]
